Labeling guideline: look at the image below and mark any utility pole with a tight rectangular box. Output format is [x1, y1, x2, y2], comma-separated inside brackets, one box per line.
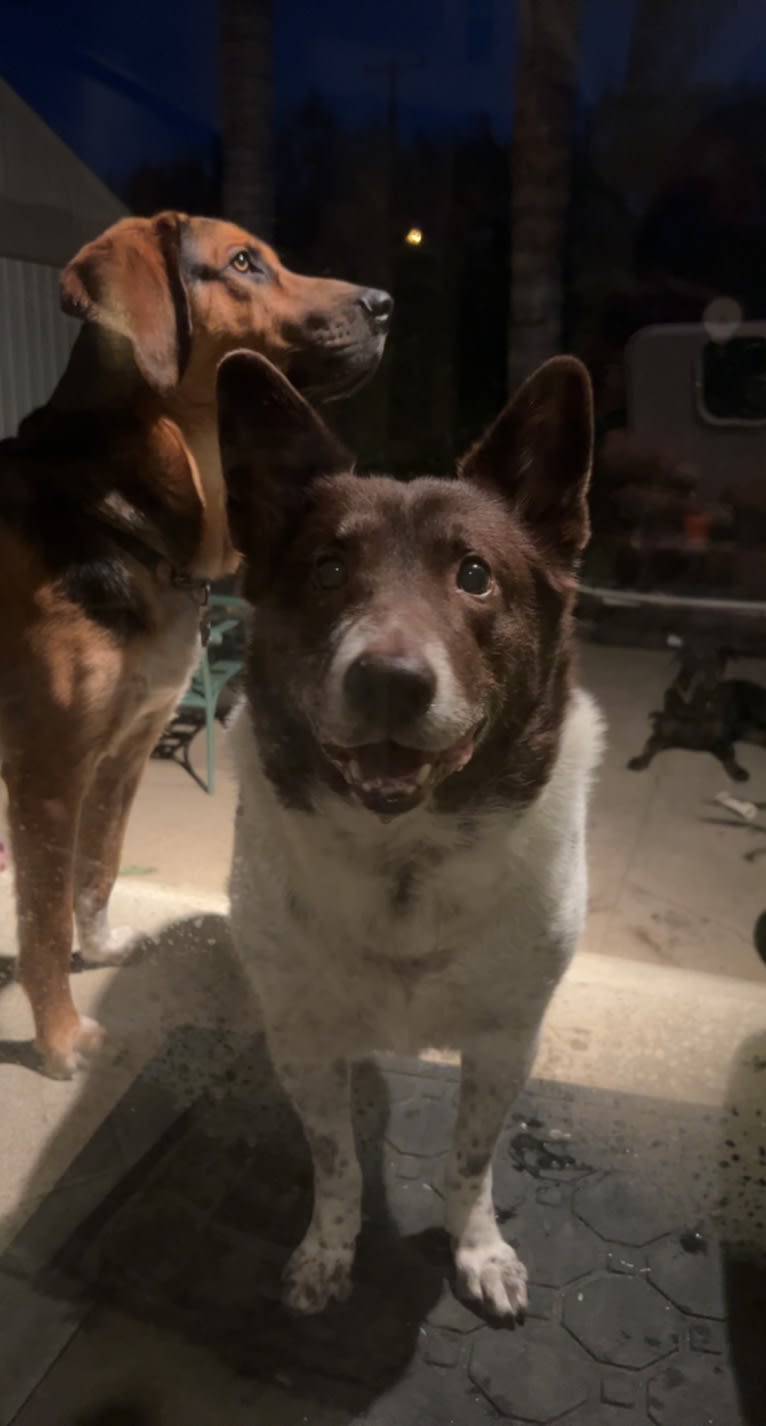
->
[220, 0, 274, 237]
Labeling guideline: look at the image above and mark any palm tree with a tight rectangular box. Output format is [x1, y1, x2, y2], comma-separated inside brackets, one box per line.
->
[625, 0, 737, 91]
[220, 0, 274, 237]
[508, 0, 585, 391]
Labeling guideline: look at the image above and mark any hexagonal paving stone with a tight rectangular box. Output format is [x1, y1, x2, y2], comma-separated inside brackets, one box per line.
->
[421, 1328, 462, 1368]
[385, 1095, 455, 1157]
[526, 1283, 556, 1320]
[574, 1173, 681, 1247]
[469, 1320, 591, 1422]
[688, 1318, 726, 1355]
[427, 1287, 485, 1334]
[601, 1371, 639, 1407]
[647, 1234, 727, 1319]
[523, 1201, 601, 1286]
[563, 1273, 681, 1369]
[362, 1367, 498, 1426]
[648, 1359, 744, 1426]
[560, 1410, 649, 1426]
[492, 1152, 529, 1217]
[384, 1175, 444, 1237]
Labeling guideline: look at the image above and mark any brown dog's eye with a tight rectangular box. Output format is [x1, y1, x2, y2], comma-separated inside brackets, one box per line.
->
[316, 556, 347, 590]
[457, 556, 492, 596]
[230, 249, 254, 273]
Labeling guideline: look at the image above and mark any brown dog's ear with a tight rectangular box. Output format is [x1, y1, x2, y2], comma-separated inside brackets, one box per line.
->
[217, 351, 352, 575]
[459, 355, 593, 564]
[60, 212, 191, 393]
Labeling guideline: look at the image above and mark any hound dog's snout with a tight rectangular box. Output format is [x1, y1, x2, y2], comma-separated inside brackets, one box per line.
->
[358, 288, 394, 332]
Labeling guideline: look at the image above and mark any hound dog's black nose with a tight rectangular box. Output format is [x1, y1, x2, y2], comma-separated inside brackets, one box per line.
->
[358, 288, 394, 332]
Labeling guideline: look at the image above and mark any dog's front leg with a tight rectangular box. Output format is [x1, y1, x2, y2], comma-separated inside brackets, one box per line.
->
[6, 755, 103, 1078]
[75, 711, 172, 963]
[445, 1032, 541, 1320]
[275, 1052, 362, 1314]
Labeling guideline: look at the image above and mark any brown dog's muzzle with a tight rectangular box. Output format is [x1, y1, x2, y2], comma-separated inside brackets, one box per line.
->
[358, 288, 394, 331]
[286, 284, 393, 400]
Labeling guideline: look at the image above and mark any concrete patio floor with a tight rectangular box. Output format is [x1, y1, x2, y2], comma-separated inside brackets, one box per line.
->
[117, 641, 766, 983]
[0, 641, 765, 1424]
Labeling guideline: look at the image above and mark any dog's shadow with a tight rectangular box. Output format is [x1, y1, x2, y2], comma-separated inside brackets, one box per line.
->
[2, 915, 447, 1420]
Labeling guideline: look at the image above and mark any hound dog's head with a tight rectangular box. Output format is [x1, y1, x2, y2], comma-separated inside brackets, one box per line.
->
[218, 352, 593, 817]
[60, 213, 392, 401]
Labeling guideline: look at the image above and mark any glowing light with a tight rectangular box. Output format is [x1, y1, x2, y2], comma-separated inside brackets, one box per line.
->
[703, 296, 742, 344]
[405, 227, 423, 247]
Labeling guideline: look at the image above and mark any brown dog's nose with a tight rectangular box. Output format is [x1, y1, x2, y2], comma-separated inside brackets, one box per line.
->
[358, 288, 393, 332]
[344, 652, 435, 726]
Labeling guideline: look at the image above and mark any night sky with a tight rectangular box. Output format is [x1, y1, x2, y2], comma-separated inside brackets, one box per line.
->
[1, 0, 765, 198]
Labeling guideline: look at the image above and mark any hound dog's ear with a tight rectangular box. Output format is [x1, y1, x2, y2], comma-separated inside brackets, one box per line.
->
[60, 213, 192, 394]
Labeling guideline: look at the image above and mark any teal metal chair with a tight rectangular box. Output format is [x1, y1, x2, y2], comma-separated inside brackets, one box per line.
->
[154, 594, 249, 793]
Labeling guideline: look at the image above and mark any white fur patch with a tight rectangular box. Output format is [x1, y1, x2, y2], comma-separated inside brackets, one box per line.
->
[229, 684, 603, 1316]
[229, 687, 604, 1058]
[318, 618, 479, 751]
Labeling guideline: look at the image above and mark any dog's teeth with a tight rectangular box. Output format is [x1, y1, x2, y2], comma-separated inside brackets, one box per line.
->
[349, 760, 362, 782]
[415, 763, 433, 786]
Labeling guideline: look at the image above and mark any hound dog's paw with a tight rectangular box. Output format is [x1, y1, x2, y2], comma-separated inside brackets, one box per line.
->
[38, 1015, 106, 1080]
[282, 1236, 354, 1315]
[455, 1239, 528, 1320]
[78, 925, 138, 966]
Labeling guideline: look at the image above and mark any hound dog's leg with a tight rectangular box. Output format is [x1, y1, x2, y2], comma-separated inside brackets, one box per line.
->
[445, 1028, 545, 1320]
[74, 712, 171, 963]
[274, 1050, 362, 1314]
[6, 755, 103, 1078]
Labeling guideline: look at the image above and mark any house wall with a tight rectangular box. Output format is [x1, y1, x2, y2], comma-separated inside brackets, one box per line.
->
[0, 257, 77, 437]
[0, 78, 125, 435]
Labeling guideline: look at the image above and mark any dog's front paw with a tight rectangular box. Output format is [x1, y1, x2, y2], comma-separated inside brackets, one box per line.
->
[78, 925, 137, 966]
[282, 1237, 354, 1315]
[455, 1239, 528, 1320]
[37, 1015, 106, 1080]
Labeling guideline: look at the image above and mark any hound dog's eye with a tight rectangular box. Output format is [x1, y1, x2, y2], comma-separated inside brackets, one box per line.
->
[316, 556, 347, 590]
[457, 556, 492, 596]
[230, 249, 256, 274]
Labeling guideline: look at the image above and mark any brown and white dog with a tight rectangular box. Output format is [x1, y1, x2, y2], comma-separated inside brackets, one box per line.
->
[0, 212, 391, 1078]
[219, 351, 603, 1319]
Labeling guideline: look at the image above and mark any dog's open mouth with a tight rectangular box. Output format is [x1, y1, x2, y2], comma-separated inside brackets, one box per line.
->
[323, 725, 481, 814]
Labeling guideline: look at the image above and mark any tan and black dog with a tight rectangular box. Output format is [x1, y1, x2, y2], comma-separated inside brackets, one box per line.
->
[0, 212, 391, 1078]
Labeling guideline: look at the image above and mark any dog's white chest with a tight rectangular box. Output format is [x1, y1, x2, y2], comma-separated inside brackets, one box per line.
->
[228, 691, 602, 1056]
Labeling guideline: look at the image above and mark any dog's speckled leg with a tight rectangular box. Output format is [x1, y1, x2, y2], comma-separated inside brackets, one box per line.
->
[445, 1034, 541, 1321]
[276, 1053, 362, 1314]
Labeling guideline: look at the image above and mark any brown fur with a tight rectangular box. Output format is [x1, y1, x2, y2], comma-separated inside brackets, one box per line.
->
[0, 212, 390, 1077]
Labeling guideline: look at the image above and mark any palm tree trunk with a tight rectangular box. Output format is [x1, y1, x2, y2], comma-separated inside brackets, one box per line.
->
[220, 0, 274, 238]
[508, 0, 584, 391]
